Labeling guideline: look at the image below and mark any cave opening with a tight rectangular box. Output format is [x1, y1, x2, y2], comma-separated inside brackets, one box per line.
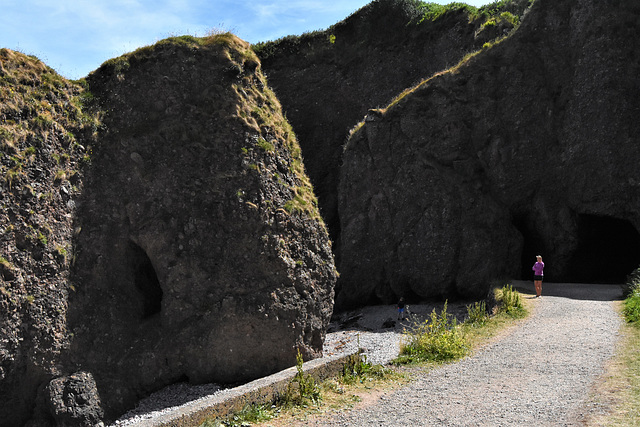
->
[128, 241, 163, 318]
[514, 215, 546, 280]
[567, 214, 640, 284]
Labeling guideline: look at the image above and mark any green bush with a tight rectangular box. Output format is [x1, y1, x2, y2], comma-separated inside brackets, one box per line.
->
[341, 348, 388, 385]
[623, 267, 640, 323]
[394, 301, 468, 364]
[465, 300, 488, 326]
[496, 284, 525, 318]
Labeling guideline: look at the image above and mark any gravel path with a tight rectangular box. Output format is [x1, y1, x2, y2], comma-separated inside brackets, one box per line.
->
[296, 281, 624, 426]
[112, 281, 623, 426]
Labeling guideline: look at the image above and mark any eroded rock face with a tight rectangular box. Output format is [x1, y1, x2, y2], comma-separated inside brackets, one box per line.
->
[257, 0, 532, 246]
[0, 49, 98, 427]
[338, 0, 640, 307]
[64, 35, 336, 421]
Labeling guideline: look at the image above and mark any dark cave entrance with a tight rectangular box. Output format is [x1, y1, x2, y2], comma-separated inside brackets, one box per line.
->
[567, 214, 640, 284]
[128, 241, 163, 318]
[514, 215, 547, 280]
[515, 213, 640, 283]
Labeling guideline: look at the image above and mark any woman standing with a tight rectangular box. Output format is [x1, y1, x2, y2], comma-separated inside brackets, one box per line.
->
[532, 255, 544, 298]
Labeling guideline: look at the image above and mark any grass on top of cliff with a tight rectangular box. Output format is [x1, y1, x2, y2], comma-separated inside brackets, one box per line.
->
[343, 0, 532, 144]
[1, 48, 100, 190]
[253, 0, 531, 60]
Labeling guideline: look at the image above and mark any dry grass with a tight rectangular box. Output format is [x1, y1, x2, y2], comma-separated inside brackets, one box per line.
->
[583, 301, 640, 426]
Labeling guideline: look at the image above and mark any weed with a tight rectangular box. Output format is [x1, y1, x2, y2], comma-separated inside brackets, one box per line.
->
[256, 137, 274, 152]
[394, 301, 469, 364]
[623, 267, 640, 323]
[277, 349, 321, 408]
[465, 300, 488, 326]
[0, 257, 13, 271]
[200, 403, 274, 426]
[341, 349, 389, 385]
[495, 284, 525, 318]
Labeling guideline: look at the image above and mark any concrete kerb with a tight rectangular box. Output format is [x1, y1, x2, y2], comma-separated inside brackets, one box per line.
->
[134, 352, 357, 427]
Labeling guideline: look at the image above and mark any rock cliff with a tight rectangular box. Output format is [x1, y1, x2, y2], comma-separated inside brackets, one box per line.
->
[1, 34, 336, 425]
[256, 0, 532, 250]
[0, 49, 99, 426]
[338, 0, 640, 306]
[68, 33, 336, 421]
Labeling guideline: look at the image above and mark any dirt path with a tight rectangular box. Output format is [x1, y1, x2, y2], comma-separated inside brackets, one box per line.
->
[293, 281, 625, 426]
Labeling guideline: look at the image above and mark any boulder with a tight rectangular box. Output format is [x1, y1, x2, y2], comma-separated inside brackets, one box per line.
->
[44, 372, 103, 427]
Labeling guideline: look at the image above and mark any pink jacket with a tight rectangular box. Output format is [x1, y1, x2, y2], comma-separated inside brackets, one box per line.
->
[532, 261, 544, 276]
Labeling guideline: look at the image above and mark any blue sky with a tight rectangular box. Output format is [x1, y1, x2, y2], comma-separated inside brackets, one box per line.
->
[1, 0, 491, 80]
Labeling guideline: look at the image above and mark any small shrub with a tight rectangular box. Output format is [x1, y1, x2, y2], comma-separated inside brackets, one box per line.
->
[341, 340, 389, 385]
[465, 300, 488, 326]
[394, 301, 468, 364]
[200, 403, 274, 427]
[276, 350, 321, 408]
[623, 267, 640, 323]
[495, 284, 525, 318]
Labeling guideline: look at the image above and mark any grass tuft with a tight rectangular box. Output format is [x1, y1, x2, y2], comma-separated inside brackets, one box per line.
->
[394, 301, 469, 364]
[623, 266, 640, 323]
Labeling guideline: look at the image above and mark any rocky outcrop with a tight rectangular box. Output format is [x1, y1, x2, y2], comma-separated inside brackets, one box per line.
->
[0, 49, 98, 426]
[337, 0, 640, 307]
[256, 0, 533, 246]
[1, 35, 336, 425]
[65, 34, 336, 421]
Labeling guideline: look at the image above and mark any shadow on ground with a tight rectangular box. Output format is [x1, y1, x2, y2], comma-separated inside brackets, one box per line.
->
[511, 280, 626, 302]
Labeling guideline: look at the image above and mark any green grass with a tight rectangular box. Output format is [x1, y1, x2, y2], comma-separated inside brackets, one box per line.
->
[494, 283, 526, 318]
[584, 309, 640, 426]
[394, 301, 469, 364]
[623, 268, 640, 323]
[394, 284, 527, 366]
[609, 322, 640, 425]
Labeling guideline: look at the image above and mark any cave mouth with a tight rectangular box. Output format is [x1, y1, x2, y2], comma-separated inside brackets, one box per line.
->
[567, 214, 640, 284]
[128, 241, 163, 318]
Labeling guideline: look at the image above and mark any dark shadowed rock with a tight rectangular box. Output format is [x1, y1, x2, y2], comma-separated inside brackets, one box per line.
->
[63, 34, 336, 421]
[44, 372, 103, 427]
[256, 0, 533, 249]
[338, 0, 640, 307]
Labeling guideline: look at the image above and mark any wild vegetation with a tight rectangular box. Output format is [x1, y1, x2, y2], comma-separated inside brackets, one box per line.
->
[200, 348, 398, 427]
[583, 269, 640, 425]
[623, 266, 640, 323]
[253, 0, 533, 59]
[201, 284, 528, 426]
[393, 284, 526, 365]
